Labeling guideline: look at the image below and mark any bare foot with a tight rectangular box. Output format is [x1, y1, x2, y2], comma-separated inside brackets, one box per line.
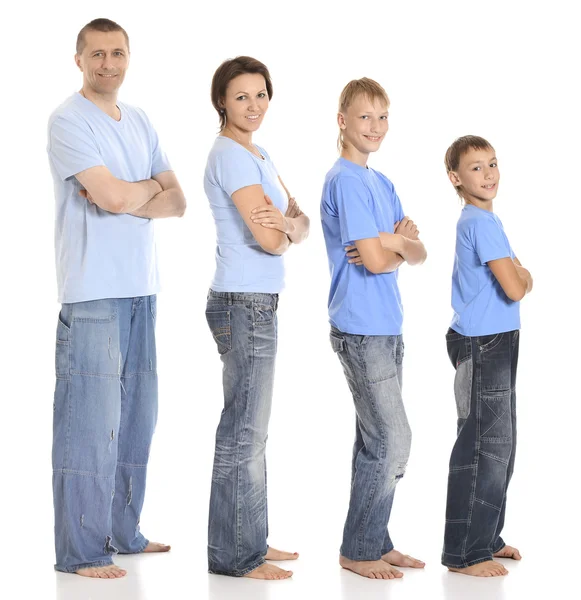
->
[244, 563, 293, 580]
[382, 549, 425, 569]
[449, 560, 508, 577]
[143, 542, 171, 553]
[340, 555, 403, 580]
[265, 546, 299, 561]
[76, 565, 127, 579]
[494, 545, 522, 560]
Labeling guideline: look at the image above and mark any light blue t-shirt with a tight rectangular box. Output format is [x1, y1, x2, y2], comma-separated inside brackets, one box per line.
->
[321, 158, 405, 335]
[204, 136, 288, 293]
[47, 93, 171, 304]
[451, 204, 520, 336]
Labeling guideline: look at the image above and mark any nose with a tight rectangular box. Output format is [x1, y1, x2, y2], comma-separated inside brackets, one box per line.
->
[484, 168, 494, 179]
[101, 53, 114, 70]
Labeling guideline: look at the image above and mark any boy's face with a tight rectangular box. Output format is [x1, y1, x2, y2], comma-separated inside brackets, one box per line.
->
[450, 147, 500, 204]
[339, 95, 389, 154]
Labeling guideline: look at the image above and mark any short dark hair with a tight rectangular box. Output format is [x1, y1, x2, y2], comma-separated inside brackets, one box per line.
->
[211, 56, 273, 131]
[445, 135, 495, 199]
[76, 18, 130, 55]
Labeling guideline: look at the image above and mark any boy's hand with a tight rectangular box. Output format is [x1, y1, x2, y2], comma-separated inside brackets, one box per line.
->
[394, 217, 419, 240]
[515, 264, 533, 293]
[345, 245, 363, 265]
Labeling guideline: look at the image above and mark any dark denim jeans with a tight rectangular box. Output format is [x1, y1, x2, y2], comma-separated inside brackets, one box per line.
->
[442, 328, 519, 568]
[330, 327, 412, 561]
[205, 290, 278, 576]
[53, 297, 158, 572]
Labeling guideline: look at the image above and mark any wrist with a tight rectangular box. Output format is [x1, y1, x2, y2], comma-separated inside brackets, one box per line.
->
[284, 217, 295, 235]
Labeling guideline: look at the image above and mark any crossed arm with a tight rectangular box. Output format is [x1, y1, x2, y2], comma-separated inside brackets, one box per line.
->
[488, 256, 533, 301]
[346, 216, 427, 274]
[75, 166, 186, 218]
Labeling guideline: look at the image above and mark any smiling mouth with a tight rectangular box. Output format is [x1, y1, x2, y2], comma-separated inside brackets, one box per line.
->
[98, 74, 117, 78]
[246, 115, 261, 121]
[364, 135, 382, 142]
[482, 184, 496, 189]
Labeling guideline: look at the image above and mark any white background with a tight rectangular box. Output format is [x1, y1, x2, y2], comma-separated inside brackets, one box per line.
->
[1, 0, 579, 598]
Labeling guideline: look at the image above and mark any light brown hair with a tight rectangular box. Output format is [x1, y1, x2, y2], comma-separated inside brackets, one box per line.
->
[76, 18, 130, 55]
[445, 135, 494, 199]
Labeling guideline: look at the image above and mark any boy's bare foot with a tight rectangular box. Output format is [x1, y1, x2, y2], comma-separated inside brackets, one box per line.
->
[340, 555, 403, 579]
[143, 542, 171, 553]
[449, 560, 508, 577]
[76, 565, 127, 578]
[382, 549, 425, 568]
[494, 545, 522, 560]
[265, 547, 299, 561]
[244, 563, 293, 580]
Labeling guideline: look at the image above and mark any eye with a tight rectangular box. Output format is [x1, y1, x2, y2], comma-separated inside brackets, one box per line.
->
[93, 52, 103, 57]
[472, 166, 481, 171]
[380, 115, 388, 120]
[114, 51, 124, 56]
[258, 92, 266, 98]
[360, 115, 369, 120]
[490, 162, 497, 168]
[236, 95, 246, 101]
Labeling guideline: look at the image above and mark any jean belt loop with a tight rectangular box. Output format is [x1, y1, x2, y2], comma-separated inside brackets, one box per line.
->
[228, 293, 233, 306]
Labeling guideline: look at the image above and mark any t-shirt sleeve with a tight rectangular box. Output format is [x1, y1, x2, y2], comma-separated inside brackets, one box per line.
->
[333, 175, 380, 245]
[149, 124, 172, 177]
[48, 116, 105, 181]
[392, 189, 405, 225]
[472, 217, 512, 265]
[214, 145, 263, 197]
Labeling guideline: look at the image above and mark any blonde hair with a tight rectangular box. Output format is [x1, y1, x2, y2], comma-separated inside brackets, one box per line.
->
[337, 78, 390, 151]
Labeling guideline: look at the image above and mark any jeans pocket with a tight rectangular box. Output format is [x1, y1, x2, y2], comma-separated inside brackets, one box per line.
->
[253, 303, 274, 326]
[477, 333, 504, 353]
[330, 331, 345, 353]
[55, 315, 70, 380]
[206, 310, 232, 355]
[453, 356, 472, 419]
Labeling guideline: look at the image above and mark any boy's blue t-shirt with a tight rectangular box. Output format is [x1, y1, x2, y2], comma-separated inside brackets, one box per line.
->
[204, 136, 288, 293]
[321, 157, 405, 335]
[451, 204, 520, 336]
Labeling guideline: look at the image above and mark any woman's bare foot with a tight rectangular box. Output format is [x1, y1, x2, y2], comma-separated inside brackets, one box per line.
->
[265, 547, 299, 561]
[340, 555, 403, 580]
[143, 542, 171, 553]
[382, 549, 425, 569]
[449, 560, 508, 577]
[76, 565, 127, 579]
[244, 563, 293, 580]
[494, 545, 522, 560]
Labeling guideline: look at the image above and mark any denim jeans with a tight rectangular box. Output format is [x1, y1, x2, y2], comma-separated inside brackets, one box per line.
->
[330, 327, 412, 561]
[53, 296, 158, 572]
[442, 328, 519, 568]
[205, 290, 278, 576]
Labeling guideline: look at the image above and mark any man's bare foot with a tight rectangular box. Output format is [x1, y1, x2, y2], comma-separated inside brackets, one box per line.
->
[143, 542, 171, 553]
[265, 547, 299, 561]
[244, 563, 293, 580]
[76, 565, 127, 579]
[382, 549, 425, 569]
[494, 545, 522, 560]
[340, 555, 403, 580]
[449, 560, 508, 577]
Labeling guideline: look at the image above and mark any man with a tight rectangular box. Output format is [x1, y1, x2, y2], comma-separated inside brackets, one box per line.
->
[48, 18, 185, 578]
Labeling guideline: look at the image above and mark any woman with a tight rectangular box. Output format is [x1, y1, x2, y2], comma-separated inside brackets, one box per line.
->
[203, 56, 309, 580]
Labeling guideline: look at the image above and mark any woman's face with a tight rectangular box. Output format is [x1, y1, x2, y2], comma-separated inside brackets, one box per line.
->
[221, 73, 269, 133]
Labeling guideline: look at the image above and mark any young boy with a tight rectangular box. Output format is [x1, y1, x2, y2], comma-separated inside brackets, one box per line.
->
[442, 135, 533, 577]
[320, 78, 427, 580]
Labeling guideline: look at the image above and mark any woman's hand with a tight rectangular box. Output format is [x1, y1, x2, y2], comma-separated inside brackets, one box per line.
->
[285, 197, 303, 219]
[251, 195, 295, 235]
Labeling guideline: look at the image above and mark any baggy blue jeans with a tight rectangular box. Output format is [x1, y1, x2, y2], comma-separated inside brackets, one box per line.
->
[52, 296, 158, 572]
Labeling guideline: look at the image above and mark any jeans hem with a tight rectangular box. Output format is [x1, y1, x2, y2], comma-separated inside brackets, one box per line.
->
[442, 554, 494, 568]
[492, 541, 506, 554]
[340, 550, 384, 562]
[208, 558, 265, 577]
[54, 559, 114, 573]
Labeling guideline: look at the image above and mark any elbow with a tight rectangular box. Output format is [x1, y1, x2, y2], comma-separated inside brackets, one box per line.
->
[176, 196, 187, 218]
[100, 193, 128, 214]
[507, 288, 526, 302]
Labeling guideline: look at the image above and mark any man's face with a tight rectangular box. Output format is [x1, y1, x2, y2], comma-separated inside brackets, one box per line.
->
[75, 30, 129, 95]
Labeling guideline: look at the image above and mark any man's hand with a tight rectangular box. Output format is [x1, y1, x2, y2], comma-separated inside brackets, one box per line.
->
[79, 188, 95, 204]
[250, 195, 295, 235]
[394, 217, 419, 240]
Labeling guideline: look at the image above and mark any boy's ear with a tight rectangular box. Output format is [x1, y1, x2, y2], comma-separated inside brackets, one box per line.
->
[337, 112, 346, 130]
[448, 170, 461, 188]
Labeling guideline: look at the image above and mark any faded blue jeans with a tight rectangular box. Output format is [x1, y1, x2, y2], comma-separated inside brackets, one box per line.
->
[53, 296, 158, 572]
[442, 328, 519, 568]
[330, 327, 412, 561]
[205, 290, 278, 576]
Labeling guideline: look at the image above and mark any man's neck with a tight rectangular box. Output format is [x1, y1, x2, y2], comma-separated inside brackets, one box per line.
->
[80, 87, 121, 121]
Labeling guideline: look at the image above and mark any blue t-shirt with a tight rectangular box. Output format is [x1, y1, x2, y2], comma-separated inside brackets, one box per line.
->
[321, 158, 405, 335]
[451, 204, 520, 336]
[204, 136, 288, 293]
[47, 93, 171, 304]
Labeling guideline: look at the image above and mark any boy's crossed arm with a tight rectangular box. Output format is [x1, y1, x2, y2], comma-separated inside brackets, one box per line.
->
[346, 216, 427, 273]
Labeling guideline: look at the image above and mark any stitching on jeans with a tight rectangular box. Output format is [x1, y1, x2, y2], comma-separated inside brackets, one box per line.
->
[474, 497, 502, 511]
[478, 450, 509, 465]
